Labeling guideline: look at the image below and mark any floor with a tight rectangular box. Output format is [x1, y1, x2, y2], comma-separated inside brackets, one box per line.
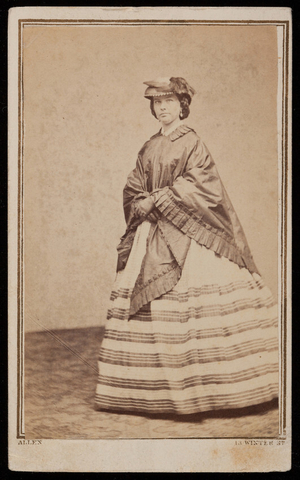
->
[25, 326, 279, 439]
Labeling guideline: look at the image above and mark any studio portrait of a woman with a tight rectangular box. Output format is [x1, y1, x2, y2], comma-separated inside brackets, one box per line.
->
[95, 76, 278, 416]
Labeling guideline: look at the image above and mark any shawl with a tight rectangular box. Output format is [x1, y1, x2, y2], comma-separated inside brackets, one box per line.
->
[117, 125, 259, 316]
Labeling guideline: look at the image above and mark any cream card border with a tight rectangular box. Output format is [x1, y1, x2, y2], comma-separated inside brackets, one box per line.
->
[8, 6, 292, 472]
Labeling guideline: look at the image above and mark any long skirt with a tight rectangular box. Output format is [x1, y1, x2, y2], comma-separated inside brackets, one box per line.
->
[95, 221, 278, 415]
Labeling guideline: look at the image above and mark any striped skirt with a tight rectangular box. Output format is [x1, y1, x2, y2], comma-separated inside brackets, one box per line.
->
[95, 221, 278, 415]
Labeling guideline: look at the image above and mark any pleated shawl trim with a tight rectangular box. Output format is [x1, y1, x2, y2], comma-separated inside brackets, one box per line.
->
[129, 261, 181, 317]
[152, 188, 259, 275]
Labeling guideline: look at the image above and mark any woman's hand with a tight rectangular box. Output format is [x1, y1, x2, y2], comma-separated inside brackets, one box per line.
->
[135, 196, 155, 219]
[147, 210, 160, 223]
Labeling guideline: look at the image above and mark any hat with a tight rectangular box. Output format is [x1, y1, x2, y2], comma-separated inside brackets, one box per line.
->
[144, 77, 196, 103]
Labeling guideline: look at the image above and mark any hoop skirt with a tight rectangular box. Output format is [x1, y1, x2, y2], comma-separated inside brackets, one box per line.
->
[95, 221, 278, 415]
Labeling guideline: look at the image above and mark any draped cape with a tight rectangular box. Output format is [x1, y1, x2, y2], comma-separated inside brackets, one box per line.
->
[116, 125, 259, 316]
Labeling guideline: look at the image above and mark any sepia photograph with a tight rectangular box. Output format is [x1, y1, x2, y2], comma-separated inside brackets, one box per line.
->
[8, 6, 291, 472]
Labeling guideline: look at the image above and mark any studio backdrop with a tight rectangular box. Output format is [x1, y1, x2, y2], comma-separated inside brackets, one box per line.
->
[23, 25, 278, 332]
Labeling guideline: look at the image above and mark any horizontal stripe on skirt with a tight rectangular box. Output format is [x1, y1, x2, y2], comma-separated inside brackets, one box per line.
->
[95, 221, 278, 414]
[110, 278, 265, 302]
[98, 350, 278, 381]
[97, 364, 278, 390]
[96, 371, 277, 399]
[103, 317, 277, 344]
[108, 297, 276, 322]
[95, 384, 278, 414]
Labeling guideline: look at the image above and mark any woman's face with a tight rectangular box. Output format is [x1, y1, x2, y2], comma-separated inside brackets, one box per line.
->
[153, 94, 181, 126]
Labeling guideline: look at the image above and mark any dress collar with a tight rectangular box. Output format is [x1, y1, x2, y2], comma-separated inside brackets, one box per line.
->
[150, 123, 194, 142]
[168, 124, 194, 141]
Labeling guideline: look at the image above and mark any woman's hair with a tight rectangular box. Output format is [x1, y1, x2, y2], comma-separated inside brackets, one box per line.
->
[150, 93, 191, 120]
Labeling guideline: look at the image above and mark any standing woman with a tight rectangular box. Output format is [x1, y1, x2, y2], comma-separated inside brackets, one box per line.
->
[95, 77, 278, 415]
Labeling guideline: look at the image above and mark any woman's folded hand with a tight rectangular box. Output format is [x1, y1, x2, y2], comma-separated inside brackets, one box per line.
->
[135, 196, 155, 218]
[147, 210, 160, 223]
